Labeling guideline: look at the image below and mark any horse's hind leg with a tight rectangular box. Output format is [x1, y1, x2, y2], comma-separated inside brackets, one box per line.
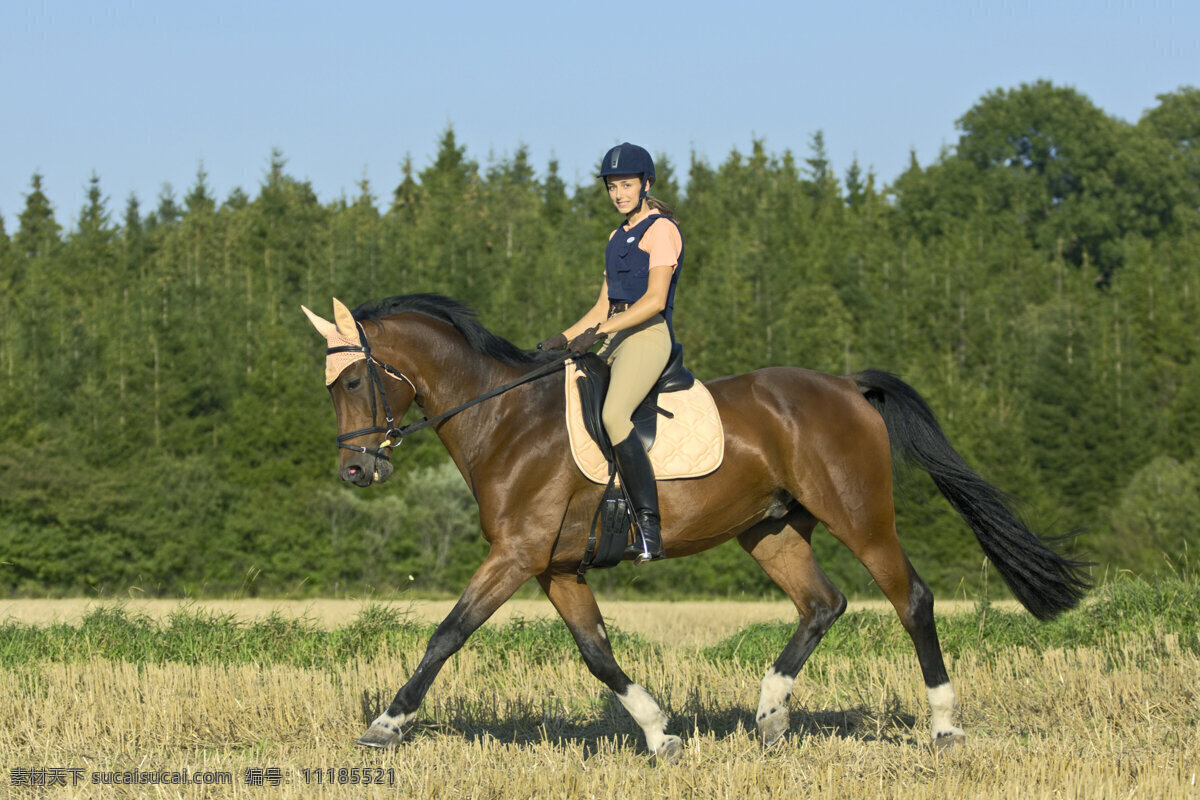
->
[820, 494, 965, 744]
[536, 571, 682, 763]
[862, 543, 964, 744]
[738, 511, 847, 746]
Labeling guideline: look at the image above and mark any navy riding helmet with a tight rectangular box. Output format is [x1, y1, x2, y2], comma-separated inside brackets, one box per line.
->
[599, 142, 655, 185]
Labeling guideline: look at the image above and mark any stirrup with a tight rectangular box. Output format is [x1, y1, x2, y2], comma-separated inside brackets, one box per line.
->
[635, 548, 665, 565]
[629, 515, 665, 564]
[623, 540, 665, 563]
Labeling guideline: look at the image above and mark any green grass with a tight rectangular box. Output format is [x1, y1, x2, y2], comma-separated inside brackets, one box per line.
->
[0, 603, 652, 669]
[701, 574, 1200, 667]
[0, 575, 1192, 670]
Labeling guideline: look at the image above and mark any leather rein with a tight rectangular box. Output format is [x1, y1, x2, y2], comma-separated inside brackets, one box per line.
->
[328, 323, 573, 464]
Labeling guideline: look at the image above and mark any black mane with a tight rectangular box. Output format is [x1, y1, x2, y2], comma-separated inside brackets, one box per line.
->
[352, 293, 561, 367]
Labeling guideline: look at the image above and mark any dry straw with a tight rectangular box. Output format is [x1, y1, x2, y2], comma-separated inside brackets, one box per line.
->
[1, 599, 1197, 799]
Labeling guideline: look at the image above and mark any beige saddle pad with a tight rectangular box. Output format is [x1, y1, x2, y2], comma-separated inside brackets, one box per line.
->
[564, 361, 724, 484]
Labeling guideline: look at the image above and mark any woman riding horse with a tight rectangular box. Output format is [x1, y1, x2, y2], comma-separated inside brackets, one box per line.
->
[538, 142, 683, 563]
[303, 292, 1089, 762]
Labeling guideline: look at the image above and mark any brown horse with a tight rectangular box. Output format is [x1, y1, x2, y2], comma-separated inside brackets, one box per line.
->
[302, 293, 1088, 761]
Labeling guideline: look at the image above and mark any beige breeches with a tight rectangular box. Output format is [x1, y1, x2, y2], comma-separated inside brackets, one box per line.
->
[598, 316, 672, 442]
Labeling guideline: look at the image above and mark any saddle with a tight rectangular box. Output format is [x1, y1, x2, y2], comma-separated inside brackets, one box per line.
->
[573, 343, 695, 463]
[565, 347, 724, 486]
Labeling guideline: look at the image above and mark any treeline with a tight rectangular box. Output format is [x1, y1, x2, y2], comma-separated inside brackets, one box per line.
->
[1, 80, 1198, 598]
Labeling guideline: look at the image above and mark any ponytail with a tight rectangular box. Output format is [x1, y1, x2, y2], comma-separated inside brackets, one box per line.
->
[645, 196, 678, 223]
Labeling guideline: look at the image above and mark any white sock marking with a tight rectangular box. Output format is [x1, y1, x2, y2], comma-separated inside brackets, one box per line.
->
[371, 709, 413, 734]
[756, 668, 795, 722]
[617, 684, 670, 752]
[927, 682, 965, 739]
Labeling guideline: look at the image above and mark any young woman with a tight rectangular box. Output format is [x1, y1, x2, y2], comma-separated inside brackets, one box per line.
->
[538, 142, 683, 563]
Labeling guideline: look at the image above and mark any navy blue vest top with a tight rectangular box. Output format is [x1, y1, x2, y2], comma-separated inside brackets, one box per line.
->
[605, 214, 684, 338]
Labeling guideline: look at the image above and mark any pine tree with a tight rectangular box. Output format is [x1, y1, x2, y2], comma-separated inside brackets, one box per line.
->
[121, 194, 146, 278]
[413, 126, 482, 301]
[329, 175, 381, 295]
[381, 156, 420, 296]
[844, 159, 866, 209]
[389, 155, 420, 220]
[185, 163, 216, 215]
[15, 173, 61, 260]
[10, 175, 64, 418]
[66, 173, 118, 440]
[536, 158, 574, 327]
[803, 130, 837, 207]
[150, 182, 182, 228]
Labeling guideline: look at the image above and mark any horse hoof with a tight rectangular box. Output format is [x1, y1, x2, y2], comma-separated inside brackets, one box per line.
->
[356, 723, 402, 749]
[757, 708, 790, 747]
[652, 736, 683, 765]
[932, 732, 965, 751]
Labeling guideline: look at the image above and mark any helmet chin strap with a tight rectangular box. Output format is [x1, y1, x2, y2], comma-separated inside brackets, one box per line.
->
[626, 178, 651, 218]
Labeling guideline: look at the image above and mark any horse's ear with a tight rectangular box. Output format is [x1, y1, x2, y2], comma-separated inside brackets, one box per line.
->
[301, 305, 338, 339]
[332, 298, 361, 343]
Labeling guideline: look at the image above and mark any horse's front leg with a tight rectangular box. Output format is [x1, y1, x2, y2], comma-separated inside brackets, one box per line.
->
[537, 571, 682, 763]
[357, 548, 537, 748]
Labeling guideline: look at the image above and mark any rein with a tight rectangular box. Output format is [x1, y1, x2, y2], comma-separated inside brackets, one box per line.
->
[329, 325, 572, 461]
[391, 352, 573, 439]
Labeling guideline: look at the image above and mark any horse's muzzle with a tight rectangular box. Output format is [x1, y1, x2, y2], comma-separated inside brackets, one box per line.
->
[340, 457, 394, 487]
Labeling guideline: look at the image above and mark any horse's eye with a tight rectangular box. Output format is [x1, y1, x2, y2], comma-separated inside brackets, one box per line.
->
[345, 377, 362, 391]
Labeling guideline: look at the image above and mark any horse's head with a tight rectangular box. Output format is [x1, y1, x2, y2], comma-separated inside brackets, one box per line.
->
[302, 299, 417, 487]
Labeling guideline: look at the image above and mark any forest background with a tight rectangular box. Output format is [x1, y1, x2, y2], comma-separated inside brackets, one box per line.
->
[2, 80, 1198, 600]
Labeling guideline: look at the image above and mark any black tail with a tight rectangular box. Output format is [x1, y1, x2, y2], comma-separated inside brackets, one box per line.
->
[854, 369, 1090, 620]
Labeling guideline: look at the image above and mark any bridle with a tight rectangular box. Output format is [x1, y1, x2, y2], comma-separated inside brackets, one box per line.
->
[327, 323, 573, 466]
[326, 321, 417, 462]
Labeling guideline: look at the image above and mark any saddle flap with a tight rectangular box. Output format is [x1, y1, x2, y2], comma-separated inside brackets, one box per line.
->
[573, 354, 613, 464]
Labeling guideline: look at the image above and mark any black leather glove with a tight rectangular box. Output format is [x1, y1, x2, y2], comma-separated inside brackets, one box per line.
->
[537, 332, 568, 351]
[568, 325, 607, 355]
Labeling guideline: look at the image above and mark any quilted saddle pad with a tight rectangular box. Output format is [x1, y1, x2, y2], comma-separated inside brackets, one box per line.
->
[564, 361, 724, 484]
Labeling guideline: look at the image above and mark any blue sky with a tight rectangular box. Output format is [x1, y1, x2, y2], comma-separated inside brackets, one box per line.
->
[2, 0, 1196, 231]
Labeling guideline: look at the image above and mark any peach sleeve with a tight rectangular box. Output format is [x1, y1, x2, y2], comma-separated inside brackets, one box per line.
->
[639, 219, 682, 271]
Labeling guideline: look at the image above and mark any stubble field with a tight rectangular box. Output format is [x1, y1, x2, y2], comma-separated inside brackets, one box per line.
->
[0, 582, 1196, 799]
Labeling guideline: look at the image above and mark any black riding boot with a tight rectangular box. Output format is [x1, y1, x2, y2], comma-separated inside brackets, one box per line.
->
[612, 432, 665, 564]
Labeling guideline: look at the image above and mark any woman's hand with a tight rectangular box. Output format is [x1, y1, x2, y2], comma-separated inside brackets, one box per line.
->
[537, 333, 568, 351]
[568, 325, 607, 354]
